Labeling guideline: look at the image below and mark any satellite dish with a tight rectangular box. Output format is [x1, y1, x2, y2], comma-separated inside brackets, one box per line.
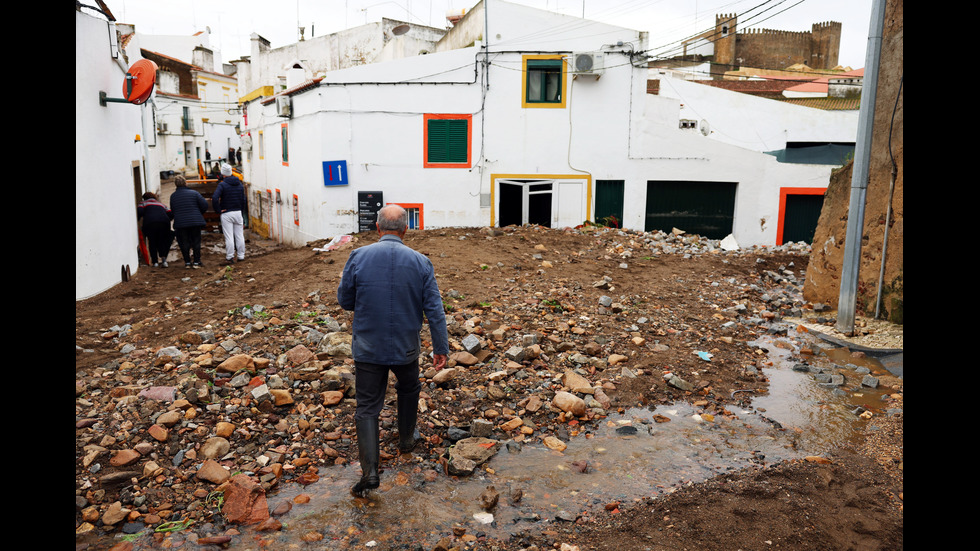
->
[392, 24, 410, 36]
[699, 120, 710, 136]
[123, 59, 159, 105]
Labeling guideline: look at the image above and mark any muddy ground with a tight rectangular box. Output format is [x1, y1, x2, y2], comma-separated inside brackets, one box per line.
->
[75, 225, 903, 550]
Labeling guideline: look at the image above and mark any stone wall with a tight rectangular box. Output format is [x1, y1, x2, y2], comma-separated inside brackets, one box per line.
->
[803, 0, 903, 322]
[735, 21, 841, 71]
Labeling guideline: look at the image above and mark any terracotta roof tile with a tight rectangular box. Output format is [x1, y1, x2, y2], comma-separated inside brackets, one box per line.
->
[777, 97, 861, 110]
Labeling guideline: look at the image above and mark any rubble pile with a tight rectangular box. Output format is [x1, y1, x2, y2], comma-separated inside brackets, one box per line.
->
[76, 225, 823, 548]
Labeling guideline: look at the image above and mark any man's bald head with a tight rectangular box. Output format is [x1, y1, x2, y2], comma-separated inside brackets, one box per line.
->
[376, 204, 409, 235]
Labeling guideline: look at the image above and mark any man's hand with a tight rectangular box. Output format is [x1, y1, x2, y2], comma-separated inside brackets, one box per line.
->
[433, 354, 447, 370]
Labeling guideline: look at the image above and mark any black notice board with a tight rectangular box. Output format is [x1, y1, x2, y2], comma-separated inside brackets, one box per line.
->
[357, 191, 384, 233]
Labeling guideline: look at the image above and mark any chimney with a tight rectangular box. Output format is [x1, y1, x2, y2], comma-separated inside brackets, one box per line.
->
[192, 46, 214, 72]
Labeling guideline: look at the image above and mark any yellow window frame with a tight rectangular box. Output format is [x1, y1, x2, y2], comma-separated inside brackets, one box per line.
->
[522, 54, 568, 109]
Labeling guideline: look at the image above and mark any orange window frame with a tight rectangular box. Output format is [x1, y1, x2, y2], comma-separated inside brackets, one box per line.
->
[389, 202, 424, 230]
[281, 123, 289, 166]
[423, 113, 472, 168]
[776, 187, 826, 245]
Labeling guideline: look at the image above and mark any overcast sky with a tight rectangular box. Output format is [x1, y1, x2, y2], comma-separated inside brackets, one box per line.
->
[111, 0, 875, 69]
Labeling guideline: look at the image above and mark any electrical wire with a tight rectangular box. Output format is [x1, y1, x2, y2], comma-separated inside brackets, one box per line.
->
[642, 0, 808, 61]
[874, 73, 902, 320]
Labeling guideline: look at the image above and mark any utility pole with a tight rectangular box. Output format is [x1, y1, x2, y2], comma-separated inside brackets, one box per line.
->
[835, 0, 887, 335]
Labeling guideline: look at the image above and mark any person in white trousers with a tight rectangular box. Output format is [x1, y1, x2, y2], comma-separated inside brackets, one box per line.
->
[212, 163, 246, 264]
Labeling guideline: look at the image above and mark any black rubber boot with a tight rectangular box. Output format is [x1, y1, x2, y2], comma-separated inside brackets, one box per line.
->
[351, 418, 380, 497]
[397, 393, 422, 453]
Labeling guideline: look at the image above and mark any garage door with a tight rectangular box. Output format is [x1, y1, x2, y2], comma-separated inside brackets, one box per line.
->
[645, 181, 737, 239]
[782, 193, 824, 244]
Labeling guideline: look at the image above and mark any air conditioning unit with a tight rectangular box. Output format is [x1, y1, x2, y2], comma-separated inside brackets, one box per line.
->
[276, 96, 292, 118]
[157, 121, 168, 133]
[572, 52, 604, 77]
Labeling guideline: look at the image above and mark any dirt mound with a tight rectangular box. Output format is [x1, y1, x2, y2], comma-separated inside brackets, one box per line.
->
[76, 225, 902, 550]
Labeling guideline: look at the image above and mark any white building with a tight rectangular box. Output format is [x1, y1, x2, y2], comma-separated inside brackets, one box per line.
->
[76, 4, 153, 300]
[120, 28, 242, 180]
[239, 0, 835, 248]
[655, 71, 859, 155]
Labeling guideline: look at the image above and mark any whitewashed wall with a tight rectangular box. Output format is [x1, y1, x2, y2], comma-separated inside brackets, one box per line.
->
[655, 72, 859, 152]
[76, 11, 146, 300]
[241, 0, 833, 248]
[629, 92, 833, 246]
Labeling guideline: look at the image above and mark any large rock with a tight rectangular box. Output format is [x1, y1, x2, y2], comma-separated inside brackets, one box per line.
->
[450, 351, 479, 367]
[461, 334, 482, 354]
[101, 501, 130, 526]
[321, 390, 344, 406]
[561, 371, 593, 394]
[448, 437, 501, 476]
[433, 368, 458, 385]
[552, 391, 586, 416]
[197, 459, 231, 484]
[110, 449, 141, 467]
[216, 354, 254, 374]
[318, 333, 351, 357]
[543, 436, 567, 451]
[201, 437, 230, 460]
[221, 474, 270, 525]
[270, 388, 293, 406]
[285, 345, 315, 366]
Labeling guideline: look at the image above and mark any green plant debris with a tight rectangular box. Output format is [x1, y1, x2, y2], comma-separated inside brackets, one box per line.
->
[155, 517, 195, 533]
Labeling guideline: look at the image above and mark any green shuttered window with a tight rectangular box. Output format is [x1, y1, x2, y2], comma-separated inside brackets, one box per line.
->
[427, 119, 467, 163]
[425, 114, 470, 167]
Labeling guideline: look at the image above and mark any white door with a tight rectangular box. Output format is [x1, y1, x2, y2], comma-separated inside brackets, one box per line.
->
[556, 181, 584, 228]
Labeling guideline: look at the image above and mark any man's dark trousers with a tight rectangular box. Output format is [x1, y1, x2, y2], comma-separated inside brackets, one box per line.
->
[354, 360, 422, 421]
[175, 226, 203, 264]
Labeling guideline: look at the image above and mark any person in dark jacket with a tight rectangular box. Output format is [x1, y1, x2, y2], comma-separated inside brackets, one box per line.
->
[169, 176, 209, 268]
[137, 192, 174, 267]
[212, 163, 246, 264]
[337, 204, 449, 497]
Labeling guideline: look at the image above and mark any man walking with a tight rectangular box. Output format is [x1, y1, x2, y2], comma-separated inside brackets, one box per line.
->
[212, 163, 246, 264]
[169, 176, 208, 268]
[337, 205, 449, 497]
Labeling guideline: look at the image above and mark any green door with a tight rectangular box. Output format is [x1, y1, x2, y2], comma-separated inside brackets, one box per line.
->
[645, 181, 737, 239]
[595, 180, 625, 227]
[782, 193, 824, 244]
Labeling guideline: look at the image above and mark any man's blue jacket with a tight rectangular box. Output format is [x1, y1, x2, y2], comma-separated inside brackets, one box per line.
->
[337, 234, 449, 365]
[212, 176, 245, 213]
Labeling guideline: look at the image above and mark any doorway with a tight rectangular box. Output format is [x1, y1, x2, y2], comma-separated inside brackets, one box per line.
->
[778, 188, 826, 245]
[645, 180, 737, 239]
[496, 178, 586, 228]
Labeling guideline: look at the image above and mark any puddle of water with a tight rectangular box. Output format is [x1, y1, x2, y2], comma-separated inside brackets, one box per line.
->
[249, 400, 806, 549]
[749, 331, 896, 453]
[104, 329, 900, 550]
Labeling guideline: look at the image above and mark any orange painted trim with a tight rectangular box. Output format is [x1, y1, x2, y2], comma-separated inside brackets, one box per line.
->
[281, 123, 289, 167]
[423, 113, 472, 168]
[389, 202, 424, 230]
[776, 187, 826, 245]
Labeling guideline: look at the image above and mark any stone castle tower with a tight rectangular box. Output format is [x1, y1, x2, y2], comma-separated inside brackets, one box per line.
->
[707, 14, 842, 70]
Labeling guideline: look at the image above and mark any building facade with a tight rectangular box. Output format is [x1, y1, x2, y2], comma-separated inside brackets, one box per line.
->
[76, 6, 148, 299]
[239, 0, 835, 249]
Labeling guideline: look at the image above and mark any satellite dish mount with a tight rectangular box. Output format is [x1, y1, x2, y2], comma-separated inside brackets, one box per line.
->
[100, 59, 158, 106]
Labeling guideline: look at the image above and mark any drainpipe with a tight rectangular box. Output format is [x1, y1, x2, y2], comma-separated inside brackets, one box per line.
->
[835, 0, 887, 336]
